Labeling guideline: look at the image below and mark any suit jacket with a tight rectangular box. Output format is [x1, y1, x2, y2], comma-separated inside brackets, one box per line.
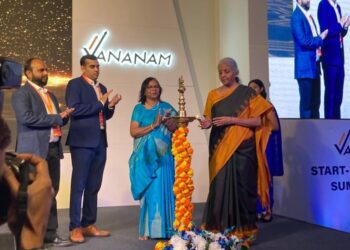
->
[12, 82, 65, 159]
[291, 5, 323, 79]
[65, 76, 114, 148]
[318, 0, 348, 66]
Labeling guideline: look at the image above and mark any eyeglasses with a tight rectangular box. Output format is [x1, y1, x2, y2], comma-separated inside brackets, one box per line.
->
[146, 85, 160, 89]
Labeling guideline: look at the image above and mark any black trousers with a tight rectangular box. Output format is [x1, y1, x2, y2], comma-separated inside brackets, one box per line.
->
[323, 64, 345, 119]
[297, 77, 321, 119]
[45, 142, 61, 241]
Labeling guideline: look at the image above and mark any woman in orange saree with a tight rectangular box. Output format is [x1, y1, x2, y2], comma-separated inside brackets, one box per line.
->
[200, 58, 275, 249]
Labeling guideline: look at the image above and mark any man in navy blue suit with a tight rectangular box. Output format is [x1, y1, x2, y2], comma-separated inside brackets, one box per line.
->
[66, 55, 121, 243]
[292, 0, 328, 119]
[12, 58, 74, 247]
[318, 0, 350, 119]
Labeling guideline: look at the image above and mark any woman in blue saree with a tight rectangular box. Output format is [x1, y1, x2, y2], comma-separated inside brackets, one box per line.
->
[129, 77, 177, 240]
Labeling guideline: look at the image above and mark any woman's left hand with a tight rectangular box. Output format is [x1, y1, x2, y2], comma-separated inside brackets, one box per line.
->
[164, 119, 177, 132]
[212, 116, 235, 126]
[162, 109, 177, 132]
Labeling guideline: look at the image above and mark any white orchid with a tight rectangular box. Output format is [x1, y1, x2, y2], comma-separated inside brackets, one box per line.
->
[208, 241, 223, 250]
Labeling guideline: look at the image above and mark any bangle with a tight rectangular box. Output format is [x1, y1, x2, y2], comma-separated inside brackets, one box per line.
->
[150, 124, 154, 130]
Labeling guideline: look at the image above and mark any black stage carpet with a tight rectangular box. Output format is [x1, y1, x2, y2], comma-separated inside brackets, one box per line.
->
[1, 203, 349, 249]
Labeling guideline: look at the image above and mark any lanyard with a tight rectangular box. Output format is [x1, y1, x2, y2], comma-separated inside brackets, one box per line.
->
[81, 75, 105, 129]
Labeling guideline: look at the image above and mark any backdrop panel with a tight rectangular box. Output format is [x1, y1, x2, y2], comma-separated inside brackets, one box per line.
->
[274, 119, 350, 233]
[56, 0, 209, 208]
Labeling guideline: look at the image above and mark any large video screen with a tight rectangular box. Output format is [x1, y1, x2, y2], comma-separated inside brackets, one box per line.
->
[268, 0, 350, 119]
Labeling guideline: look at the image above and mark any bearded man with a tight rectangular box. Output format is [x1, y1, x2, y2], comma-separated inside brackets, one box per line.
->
[11, 58, 74, 247]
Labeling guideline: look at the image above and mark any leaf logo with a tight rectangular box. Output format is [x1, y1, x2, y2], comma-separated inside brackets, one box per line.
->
[334, 130, 350, 155]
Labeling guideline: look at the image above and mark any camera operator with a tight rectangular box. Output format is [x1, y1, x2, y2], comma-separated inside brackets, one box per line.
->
[0, 116, 53, 250]
[0, 117, 10, 179]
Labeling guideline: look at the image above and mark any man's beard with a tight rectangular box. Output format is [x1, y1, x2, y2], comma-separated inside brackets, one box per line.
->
[32, 76, 48, 87]
[301, 2, 310, 11]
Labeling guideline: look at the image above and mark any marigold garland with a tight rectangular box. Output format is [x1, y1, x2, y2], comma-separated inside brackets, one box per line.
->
[155, 126, 194, 250]
[171, 126, 194, 232]
[154, 126, 244, 250]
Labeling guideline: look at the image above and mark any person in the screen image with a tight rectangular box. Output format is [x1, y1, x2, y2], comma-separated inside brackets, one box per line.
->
[318, 0, 350, 119]
[65, 55, 122, 243]
[129, 77, 177, 240]
[11, 58, 74, 247]
[248, 79, 284, 223]
[291, 0, 328, 119]
[200, 58, 274, 249]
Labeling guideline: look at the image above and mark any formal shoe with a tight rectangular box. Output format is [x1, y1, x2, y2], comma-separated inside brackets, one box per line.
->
[44, 236, 73, 247]
[81, 225, 111, 237]
[69, 228, 85, 243]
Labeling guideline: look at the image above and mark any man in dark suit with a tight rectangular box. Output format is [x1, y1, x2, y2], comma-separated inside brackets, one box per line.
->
[11, 58, 74, 247]
[318, 0, 350, 119]
[66, 55, 121, 243]
[291, 0, 328, 118]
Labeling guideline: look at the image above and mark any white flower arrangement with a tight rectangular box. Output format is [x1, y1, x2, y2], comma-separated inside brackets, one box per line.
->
[157, 228, 242, 250]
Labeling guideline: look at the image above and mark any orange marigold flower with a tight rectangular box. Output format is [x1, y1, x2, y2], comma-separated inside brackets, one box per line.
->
[184, 199, 191, 206]
[155, 241, 166, 250]
[179, 172, 186, 178]
[185, 178, 193, 185]
[176, 193, 182, 199]
[179, 182, 186, 188]
[173, 220, 180, 228]
[187, 147, 194, 154]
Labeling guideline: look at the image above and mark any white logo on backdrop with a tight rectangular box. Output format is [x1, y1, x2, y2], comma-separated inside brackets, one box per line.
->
[82, 30, 174, 67]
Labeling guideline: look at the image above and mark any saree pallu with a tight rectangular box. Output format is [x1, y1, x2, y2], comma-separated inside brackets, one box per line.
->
[129, 102, 176, 238]
[202, 85, 273, 236]
[257, 108, 284, 213]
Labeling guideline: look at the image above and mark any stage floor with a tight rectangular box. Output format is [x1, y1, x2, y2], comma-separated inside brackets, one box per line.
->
[1, 203, 349, 249]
